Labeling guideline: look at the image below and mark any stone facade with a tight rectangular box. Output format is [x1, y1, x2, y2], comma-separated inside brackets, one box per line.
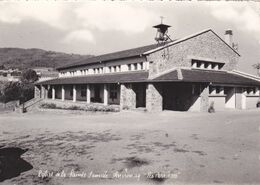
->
[34, 85, 41, 99]
[200, 84, 210, 112]
[120, 83, 136, 110]
[40, 85, 48, 99]
[146, 83, 163, 112]
[147, 31, 239, 78]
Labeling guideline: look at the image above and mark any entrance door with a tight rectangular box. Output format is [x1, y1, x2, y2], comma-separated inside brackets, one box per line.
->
[133, 84, 146, 108]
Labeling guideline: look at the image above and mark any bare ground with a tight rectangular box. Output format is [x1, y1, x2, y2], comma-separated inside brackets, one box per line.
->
[0, 109, 260, 185]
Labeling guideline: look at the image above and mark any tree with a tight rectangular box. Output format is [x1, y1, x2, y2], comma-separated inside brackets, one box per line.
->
[21, 69, 38, 83]
[0, 82, 21, 103]
[252, 63, 260, 77]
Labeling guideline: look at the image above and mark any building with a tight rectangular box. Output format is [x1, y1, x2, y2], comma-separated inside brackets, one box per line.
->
[0, 69, 21, 82]
[32, 67, 59, 82]
[35, 27, 260, 112]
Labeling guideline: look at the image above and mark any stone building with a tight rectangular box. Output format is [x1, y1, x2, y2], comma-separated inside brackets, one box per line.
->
[35, 28, 260, 112]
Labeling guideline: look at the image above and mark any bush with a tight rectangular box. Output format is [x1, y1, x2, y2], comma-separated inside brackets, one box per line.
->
[257, 100, 260, 108]
[66, 105, 84, 111]
[39, 102, 119, 112]
[208, 101, 215, 113]
[40, 103, 57, 109]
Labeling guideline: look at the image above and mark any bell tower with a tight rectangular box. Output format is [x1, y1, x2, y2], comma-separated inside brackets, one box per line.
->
[153, 16, 172, 44]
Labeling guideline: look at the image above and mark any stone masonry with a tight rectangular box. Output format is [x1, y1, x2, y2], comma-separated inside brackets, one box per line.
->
[146, 83, 163, 112]
[120, 83, 136, 110]
[200, 84, 210, 112]
[147, 30, 239, 78]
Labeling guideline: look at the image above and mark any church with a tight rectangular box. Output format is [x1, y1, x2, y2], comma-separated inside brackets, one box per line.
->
[35, 22, 260, 112]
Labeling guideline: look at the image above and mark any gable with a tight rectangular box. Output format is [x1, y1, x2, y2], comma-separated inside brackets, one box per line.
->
[146, 29, 240, 77]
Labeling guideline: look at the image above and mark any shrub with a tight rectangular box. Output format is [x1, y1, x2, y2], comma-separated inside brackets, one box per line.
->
[39, 102, 119, 112]
[66, 105, 84, 111]
[257, 100, 260, 108]
[40, 103, 57, 109]
[208, 101, 215, 113]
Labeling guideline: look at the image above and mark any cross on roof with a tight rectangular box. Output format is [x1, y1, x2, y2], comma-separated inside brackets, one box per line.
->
[160, 16, 164, 24]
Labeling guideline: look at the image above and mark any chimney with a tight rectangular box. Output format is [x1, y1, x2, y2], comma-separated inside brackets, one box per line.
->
[224, 29, 233, 46]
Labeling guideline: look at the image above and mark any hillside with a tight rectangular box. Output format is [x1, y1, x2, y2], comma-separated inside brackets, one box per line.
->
[0, 48, 93, 70]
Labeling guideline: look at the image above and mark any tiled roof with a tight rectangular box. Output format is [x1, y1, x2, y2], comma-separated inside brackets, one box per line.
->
[37, 71, 149, 85]
[153, 69, 260, 86]
[57, 43, 167, 70]
[37, 69, 260, 86]
[57, 29, 241, 71]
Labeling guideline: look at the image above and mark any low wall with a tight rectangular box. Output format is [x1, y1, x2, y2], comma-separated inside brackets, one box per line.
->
[209, 96, 226, 111]
[246, 96, 259, 109]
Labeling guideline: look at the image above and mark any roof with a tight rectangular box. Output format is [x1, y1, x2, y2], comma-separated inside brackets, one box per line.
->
[57, 29, 240, 71]
[57, 43, 167, 70]
[37, 71, 149, 85]
[153, 69, 260, 86]
[37, 69, 260, 87]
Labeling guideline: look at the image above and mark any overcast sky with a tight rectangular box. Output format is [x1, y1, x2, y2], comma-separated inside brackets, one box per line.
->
[0, 1, 259, 74]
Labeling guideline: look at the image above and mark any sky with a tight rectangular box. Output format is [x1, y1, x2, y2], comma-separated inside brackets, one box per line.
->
[0, 1, 260, 75]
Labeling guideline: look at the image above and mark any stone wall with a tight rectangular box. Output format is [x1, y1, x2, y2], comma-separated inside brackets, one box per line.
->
[146, 83, 163, 112]
[120, 83, 136, 110]
[34, 85, 41, 99]
[147, 31, 239, 78]
[200, 84, 210, 112]
[40, 85, 48, 99]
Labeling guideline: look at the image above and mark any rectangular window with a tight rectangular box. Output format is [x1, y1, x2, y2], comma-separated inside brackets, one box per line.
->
[118, 66, 121, 72]
[134, 63, 138, 70]
[140, 62, 143, 70]
[128, 64, 131, 71]
[246, 87, 256, 94]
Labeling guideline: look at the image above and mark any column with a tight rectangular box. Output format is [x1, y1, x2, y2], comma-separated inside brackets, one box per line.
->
[52, 86, 55, 100]
[200, 84, 209, 112]
[104, 84, 108, 106]
[146, 83, 163, 112]
[61, 85, 65, 101]
[87, 84, 91, 103]
[73, 85, 76, 102]
[34, 85, 41, 99]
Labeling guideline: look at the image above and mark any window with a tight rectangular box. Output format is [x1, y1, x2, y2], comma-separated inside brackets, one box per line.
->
[134, 63, 137, 70]
[246, 87, 256, 94]
[110, 84, 118, 100]
[81, 86, 86, 97]
[191, 60, 224, 70]
[118, 66, 121, 72]
[109, 66, 112, 73]
[210, 86, 224, 95]
[128, 64, 131, 71]
[140, 62, 143, 70]
[113, 66, 117, 72]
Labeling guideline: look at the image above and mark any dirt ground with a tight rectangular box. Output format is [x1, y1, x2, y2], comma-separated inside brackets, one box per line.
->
[0, 109, 260, 185]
